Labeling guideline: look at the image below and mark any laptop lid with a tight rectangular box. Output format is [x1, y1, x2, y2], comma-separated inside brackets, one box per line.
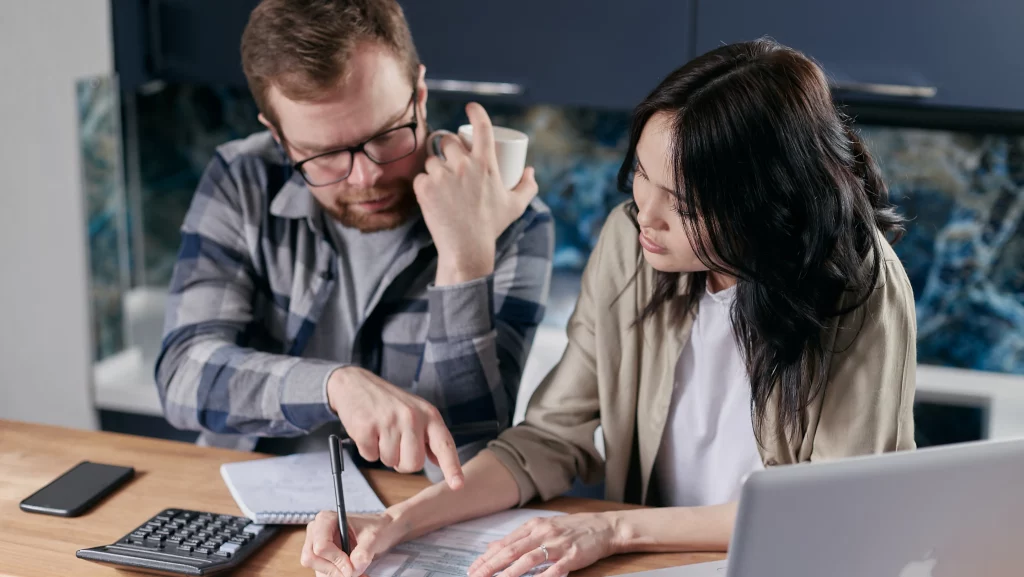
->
[726, 438, 1024, 577]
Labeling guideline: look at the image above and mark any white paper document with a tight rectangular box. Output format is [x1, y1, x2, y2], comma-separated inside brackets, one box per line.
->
[366, 509, 566, 577]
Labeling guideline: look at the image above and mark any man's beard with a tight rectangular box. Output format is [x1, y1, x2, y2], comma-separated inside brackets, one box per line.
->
[319, 181, 420, 233]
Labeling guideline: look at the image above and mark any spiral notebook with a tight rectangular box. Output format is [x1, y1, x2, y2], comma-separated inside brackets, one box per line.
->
[220, 450, 386, 524]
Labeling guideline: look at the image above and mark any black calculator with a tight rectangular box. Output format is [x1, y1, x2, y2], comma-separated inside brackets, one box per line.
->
[77, 508, 278, 575]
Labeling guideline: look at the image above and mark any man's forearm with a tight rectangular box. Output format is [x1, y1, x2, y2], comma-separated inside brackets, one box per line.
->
[157, 332, 339, 435]
[608, 502, 738, 554]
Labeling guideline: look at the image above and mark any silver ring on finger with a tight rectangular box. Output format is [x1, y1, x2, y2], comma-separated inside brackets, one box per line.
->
[538, 545, 549, 562]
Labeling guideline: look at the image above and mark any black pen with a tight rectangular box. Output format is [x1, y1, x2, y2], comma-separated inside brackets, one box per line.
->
[328, 420, 499, 554]
[328, 434, 351, 555]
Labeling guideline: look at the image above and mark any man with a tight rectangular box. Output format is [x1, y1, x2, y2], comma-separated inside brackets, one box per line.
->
[155, 0, 553, 488]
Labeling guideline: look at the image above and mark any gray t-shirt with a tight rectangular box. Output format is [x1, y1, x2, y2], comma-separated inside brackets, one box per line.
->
[303, 218, 417, 363]
[276, 217, 491, 470]
[283, 217, 416, 454]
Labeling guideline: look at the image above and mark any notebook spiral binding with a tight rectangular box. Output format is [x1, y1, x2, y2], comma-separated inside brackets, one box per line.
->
[255, 511, 317, 524]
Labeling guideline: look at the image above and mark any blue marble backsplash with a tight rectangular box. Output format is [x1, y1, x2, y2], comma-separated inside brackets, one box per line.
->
[78, 77, 127, 360]
[860, 128, 1024, 374]
[81, 82, 1024, 376]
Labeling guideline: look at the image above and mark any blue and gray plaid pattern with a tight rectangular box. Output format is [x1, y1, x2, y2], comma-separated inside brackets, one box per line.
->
[155, 132, 553, 449]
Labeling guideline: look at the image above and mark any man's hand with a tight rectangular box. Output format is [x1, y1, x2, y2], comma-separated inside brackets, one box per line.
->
[413, 102, 539, 286]
[327, 367, 464, 490]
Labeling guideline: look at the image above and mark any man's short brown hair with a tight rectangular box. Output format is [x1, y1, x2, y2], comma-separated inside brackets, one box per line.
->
[241, 0, 420, 126]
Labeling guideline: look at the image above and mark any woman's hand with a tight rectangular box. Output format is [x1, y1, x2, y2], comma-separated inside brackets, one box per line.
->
[468, 513, 620, 577]
[300, 510, 409, 577]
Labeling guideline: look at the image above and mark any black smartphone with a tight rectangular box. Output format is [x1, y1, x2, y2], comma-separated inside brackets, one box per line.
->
[20, 461, 135, 517]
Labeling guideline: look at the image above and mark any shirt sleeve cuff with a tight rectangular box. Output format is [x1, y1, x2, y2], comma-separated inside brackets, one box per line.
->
[486, 444, 541, 507]
[280, 359, 344, 432]
[427, 275, 495, 341]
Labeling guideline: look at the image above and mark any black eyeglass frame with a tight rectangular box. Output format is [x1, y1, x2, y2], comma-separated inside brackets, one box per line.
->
[289, 89, 420, 187]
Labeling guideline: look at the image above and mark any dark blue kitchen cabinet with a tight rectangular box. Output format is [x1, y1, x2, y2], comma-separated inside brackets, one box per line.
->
[112, 0, 259, 90]
[695, 0, 1024, 112]
[113, 0, 695, 110]
[113, 0, 1024, 113]
[399, 0, 695, 109]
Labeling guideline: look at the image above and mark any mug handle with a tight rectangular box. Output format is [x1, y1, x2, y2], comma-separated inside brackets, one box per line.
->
[428, 130, 456, 161]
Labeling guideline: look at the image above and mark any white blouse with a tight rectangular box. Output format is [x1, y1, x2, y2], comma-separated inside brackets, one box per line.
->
[654, 283, 764, 507]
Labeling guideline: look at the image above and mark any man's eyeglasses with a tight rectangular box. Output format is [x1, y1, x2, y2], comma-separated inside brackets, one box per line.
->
[291, 90, 419, 187]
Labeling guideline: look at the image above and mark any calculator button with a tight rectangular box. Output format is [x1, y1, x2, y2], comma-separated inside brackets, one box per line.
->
[195, 547, 213, 556]
[219, 542, 241, 555]
[155, 514, 172, 523]
[177, 544, 194, 553]
[167, 535, 184, 545]
[243, 524, 265, 535]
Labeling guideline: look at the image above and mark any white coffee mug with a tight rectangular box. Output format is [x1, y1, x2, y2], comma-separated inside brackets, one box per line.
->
[457, 124, 529, 190]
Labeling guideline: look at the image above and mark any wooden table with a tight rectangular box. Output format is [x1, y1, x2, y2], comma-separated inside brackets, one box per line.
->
[0, 420, 723, 576]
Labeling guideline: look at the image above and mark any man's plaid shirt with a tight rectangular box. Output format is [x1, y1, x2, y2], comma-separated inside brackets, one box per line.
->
[156, 132, 554, 450]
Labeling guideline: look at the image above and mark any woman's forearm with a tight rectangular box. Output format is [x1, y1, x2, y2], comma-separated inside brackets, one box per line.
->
[389, 449, 521, 541]
[386, 452, 735, 556]
[608, 502, 738, 554]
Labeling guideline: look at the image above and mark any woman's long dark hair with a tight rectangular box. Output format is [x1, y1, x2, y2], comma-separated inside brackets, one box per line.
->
[618, 39, 905, 440]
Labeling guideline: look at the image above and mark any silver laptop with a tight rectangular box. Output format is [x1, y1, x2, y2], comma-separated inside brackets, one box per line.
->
[641, 438, 1024, 577]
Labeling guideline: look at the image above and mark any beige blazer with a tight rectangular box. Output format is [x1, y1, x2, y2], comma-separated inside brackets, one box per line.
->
[489, 203, 917, 506]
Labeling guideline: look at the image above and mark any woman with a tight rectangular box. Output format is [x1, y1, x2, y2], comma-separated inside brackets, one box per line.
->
[301, 39, 917, 577]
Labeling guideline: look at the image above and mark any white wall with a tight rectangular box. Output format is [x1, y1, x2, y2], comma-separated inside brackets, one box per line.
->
[0, 1, 113, 429]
